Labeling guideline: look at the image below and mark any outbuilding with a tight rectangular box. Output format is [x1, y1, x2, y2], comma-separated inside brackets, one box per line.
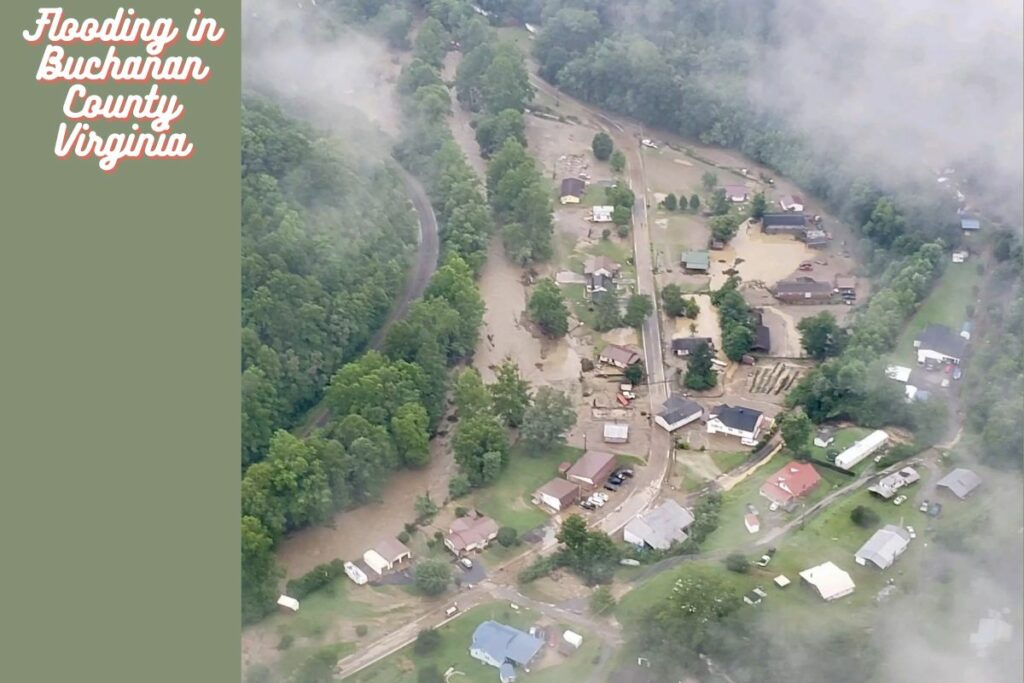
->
[277, 595, 300, 612]
[592, 205, 614, 223]
[854, 525, 912, 570]
[603, 423, 630, 444]
[654, 395, 704, 432]
[560, 177, 585, 204]
[936, 468, 982, 500]
[363, 538, 412, 575]
[834, 430, 889, 470]
[814, 426, 836, 448]
[566, 450, 618, 488]
[799, 561, 856, 601]
[533, 478, 580, 512]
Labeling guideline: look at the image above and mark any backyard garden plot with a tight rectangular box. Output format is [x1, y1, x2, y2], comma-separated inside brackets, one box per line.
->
[746, 362, 806, 396]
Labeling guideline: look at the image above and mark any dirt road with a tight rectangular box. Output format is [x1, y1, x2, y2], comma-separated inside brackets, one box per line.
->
[301, 165, 439, 434]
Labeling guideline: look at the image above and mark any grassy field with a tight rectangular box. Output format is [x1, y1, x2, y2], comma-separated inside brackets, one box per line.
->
[583, 184, 607, 205]
[468, 443, 583, 533]
[709, 450, 750, 474]
[701, 474, 765, 552]
[890, 263, 980, 366]
[349, 600, 602, 683]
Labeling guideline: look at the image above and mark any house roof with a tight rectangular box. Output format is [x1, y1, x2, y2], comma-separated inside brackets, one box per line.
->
[623, 499, 695, 550]
[752, 325, 771, 352]
[710, 404, 763, 433]
[600, 344, 642, 366]
[447, 513, 499, 551]
[560, 177, 585, 198]
[604, 423, 629, 440]
[761, 461, 822, 504]
[915, 324, 966, 358]
[671, 337, 713, 354]
[815, 426, 836, 440]
[584, 255, 620, 275]
[535, 477, 579, 501]
[801, 229, 829, 245]
[834, 275, 857, 290]
[658, 395, 703, 424]
[724, 184, 748, 197]
[855, 524, 911, 569]
[374, 537, 412, 561]
[885, 365, 913, 383]
[681, 250, 710, 269]
[799, 561, 855, 600]
[961, 217, 981, 230]
[937, 468, 982, 499]
[781, 194, 804, 205]
[566, 450, 617, 481]
[867, 467, 920, 499]
[773, 277, 833, 297]
[762, 212, 807, 227]
[472, 621, 545, 667]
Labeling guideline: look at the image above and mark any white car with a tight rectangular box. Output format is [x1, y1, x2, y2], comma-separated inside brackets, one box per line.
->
[873, 454, 884, 463]
[587, 496, 605, 508]
[906, 526, 917, 539]
[768, 502, 779, 512]
[755, 555, 772, 567]
[593, 492, 609, 502]
[893, 495, 907, 506]
[459, 557, 473, 569]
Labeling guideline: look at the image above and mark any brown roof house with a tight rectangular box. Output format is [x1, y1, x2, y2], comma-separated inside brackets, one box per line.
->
[772, 277, 834, 303]
[362, 538, 412, 575]
[445, 512, 500, 555]
[533, 478, 580, 512]
[566, 450, 618, 488]
[599, 343, 642, 369]
[560, 177, 585, 204]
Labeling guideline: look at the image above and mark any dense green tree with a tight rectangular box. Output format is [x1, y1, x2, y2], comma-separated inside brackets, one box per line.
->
[497, 526, 519, 547]
[623, 294, 653, 328]
[612, 205, 631, 228]
[520, 387, 577, 451]
[701, 172, 718, 192]
[453, 415, 509, 486]
[490, 359, 532, 427]
[398, 59, 443, 95]
[593, 292, 622, 331]
[610, 150, 626, 173]
[592, 131, 613, 160]
[708, 188, 730, 216]
[684, 341, 717, 391]
[528, 279, 570, 337]
[624, 362, 645, 386]
[454, 367, 493, 416]
[391, 403, 430, 467]
[689, 193, 700, 211]
[605, 184, 635, 209]
[481, 44, 533, 114]
[414, 629, 442, 655]
[455, 43, 496, 112]
[557, 514, 621, 584]
[475, 108, 527, 158]
[862, 198, 906, 248]
[662, 283, 698, 318]
[414, 559, 452, 596]
[413, 17, 447, 67]
[725, 553, 750, 573]
[797, 312, 848, 361]
[851, 505, 881, 529]
[749, 191, 767, 220]
[663, 192, 678, 210]
[533, 8, 603, 81]
[241, 515, 281, 624]
[779, 410, 813, 459]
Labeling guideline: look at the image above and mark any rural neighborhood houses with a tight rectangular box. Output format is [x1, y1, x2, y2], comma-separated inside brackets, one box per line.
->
[584, 256, 620, 296]
[834, 429, 889, 470]
[799, 561, 856, 601]
[706, 404, 766, 446]
[623, 499, 695, 550]
[533, 478, 581, 512]
[445, 512, 499, 556]
[914, 324, 966, 365]
[936, 468, 982, 500]
[599, 344, 642, 369]
[362, 537, 412, 575]
[854, 525, 912, 570]
[566, 450, 618, 489]
[760, 461, 822, 507]
[559, 177, 585, 204]
[654, 395, 704, 432]
[970, 611, 1013, 657]
[470, 621, 545, 682]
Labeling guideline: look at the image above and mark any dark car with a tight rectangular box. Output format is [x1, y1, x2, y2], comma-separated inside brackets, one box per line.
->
[579, 501, 596, 510]
[604, 481, 621, 492]
[616, 468, 635, 479]
[608, 475, 624, 485]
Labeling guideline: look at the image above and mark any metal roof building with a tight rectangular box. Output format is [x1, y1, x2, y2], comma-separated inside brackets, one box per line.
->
[854, 525, 912, 569]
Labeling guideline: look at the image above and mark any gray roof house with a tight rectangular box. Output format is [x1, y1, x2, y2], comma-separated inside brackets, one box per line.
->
[654, 395, 703, 432]
[936, 468, 982, 499]
[914, 324, 967, 363]
[761, 213, 808, 234]
[854, 525, 912, 569]
[709, 404, 763, 432]
[868, 467, 921, 500]
[772, 277, 834, 303]
[470, 621, 545, 679]
[623, 500, 695, 550]
[671, 337, 714, 356]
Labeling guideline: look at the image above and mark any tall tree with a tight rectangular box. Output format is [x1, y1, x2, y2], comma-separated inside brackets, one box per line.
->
[520, 387, 577, 451]
[701, 171, 718, 192]
[684, 341, 717, 390]
[481, 45, 533, 114]
[490, 359, 532, 427]
[689, 194, 700, 211]
[527, 279, 570, 337]
[779, 410, 813, 458]
[453, 415, 509, 486]
[413, 17, 447, 67]
[610, 150, 626, 173]
[592, 132, 613, 160]
[797, 312, 848, 361]
[623, 294, 653, 328]
[391, 403, 431, 467]
[454, 367, 493, 416]
[593, 292, 622, 331]
[749, 191, 767, 220]
[241, 515, 281, 624]
[475, 109, 527, 158]
[663, 192, 678, 210]
[413, 559, 452, 595]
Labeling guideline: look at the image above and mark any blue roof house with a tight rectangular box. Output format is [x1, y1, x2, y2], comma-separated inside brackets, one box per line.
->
[470, 621, 545, 680]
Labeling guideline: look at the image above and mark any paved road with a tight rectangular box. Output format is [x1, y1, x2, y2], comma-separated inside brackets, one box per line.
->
[302, 166, 440, 434]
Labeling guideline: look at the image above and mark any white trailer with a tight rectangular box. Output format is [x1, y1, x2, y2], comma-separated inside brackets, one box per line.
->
[835, 430, 889, 470]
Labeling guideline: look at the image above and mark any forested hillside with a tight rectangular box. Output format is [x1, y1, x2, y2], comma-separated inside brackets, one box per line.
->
[241, 97, 417, 465]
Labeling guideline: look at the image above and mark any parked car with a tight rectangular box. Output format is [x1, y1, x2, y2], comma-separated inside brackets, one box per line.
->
[768, 502, 779, 512]
[798, 261, 813, 271]
[873, 454, 885, 463]
[593, 492, 609, 501]
[755, 554, 772, 567]
[445, 603, 459, 617]
[919, 500, 930, 513]
[608, 475, 624, 485]
[893, 495, 907, 506]
[604, 481, 621, 492]
[579, 501, 596, 510]
[587, 496, 605, 508]
[616, 468, 635, 479]
[460, 557, 473, 569]
[906, 526, 917, 539]
[953, 367, 963, 380]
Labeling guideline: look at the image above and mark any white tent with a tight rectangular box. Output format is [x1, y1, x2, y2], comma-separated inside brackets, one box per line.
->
[277, 595, 300, 612]
[799, 561, 855, 601]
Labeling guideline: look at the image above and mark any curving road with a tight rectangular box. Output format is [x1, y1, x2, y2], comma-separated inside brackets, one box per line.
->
[302, 166, 439, 434]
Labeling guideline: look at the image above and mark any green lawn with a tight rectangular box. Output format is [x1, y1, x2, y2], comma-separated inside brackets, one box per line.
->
[583, 184, 607, 205]
[890, 264, 980, 366]
[564, 283, 598, 330]
[468, 444, 583, 533]
[586, 238, 633, 268]
[701, 474, 765, 552]
[349, 602, 539, 683]
[710, 450, 749, 474]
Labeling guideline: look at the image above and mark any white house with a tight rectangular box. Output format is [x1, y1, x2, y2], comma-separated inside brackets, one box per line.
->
[834, 430, 889, 470]
[592, 205, 614, 223]
[799, 561, 855, 601]
[654, 396, 703, 432]
[603, 423, 629, 444]
[854, 525, 912, 570]
[914, 324, 966, 365]
[706, 404, 765, 446]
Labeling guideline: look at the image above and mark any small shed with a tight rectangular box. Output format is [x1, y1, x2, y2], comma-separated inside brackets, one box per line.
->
[744, 513, 760, 534]
[277, 595, 300, 612]
[681, 250, 711, 272]
[774, 575, 791, 588]
[563, 630, 583, 648]
[603, 423, 630, 443]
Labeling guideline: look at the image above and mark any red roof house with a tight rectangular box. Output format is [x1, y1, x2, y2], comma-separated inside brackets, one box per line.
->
[760, 461, 822, 506]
